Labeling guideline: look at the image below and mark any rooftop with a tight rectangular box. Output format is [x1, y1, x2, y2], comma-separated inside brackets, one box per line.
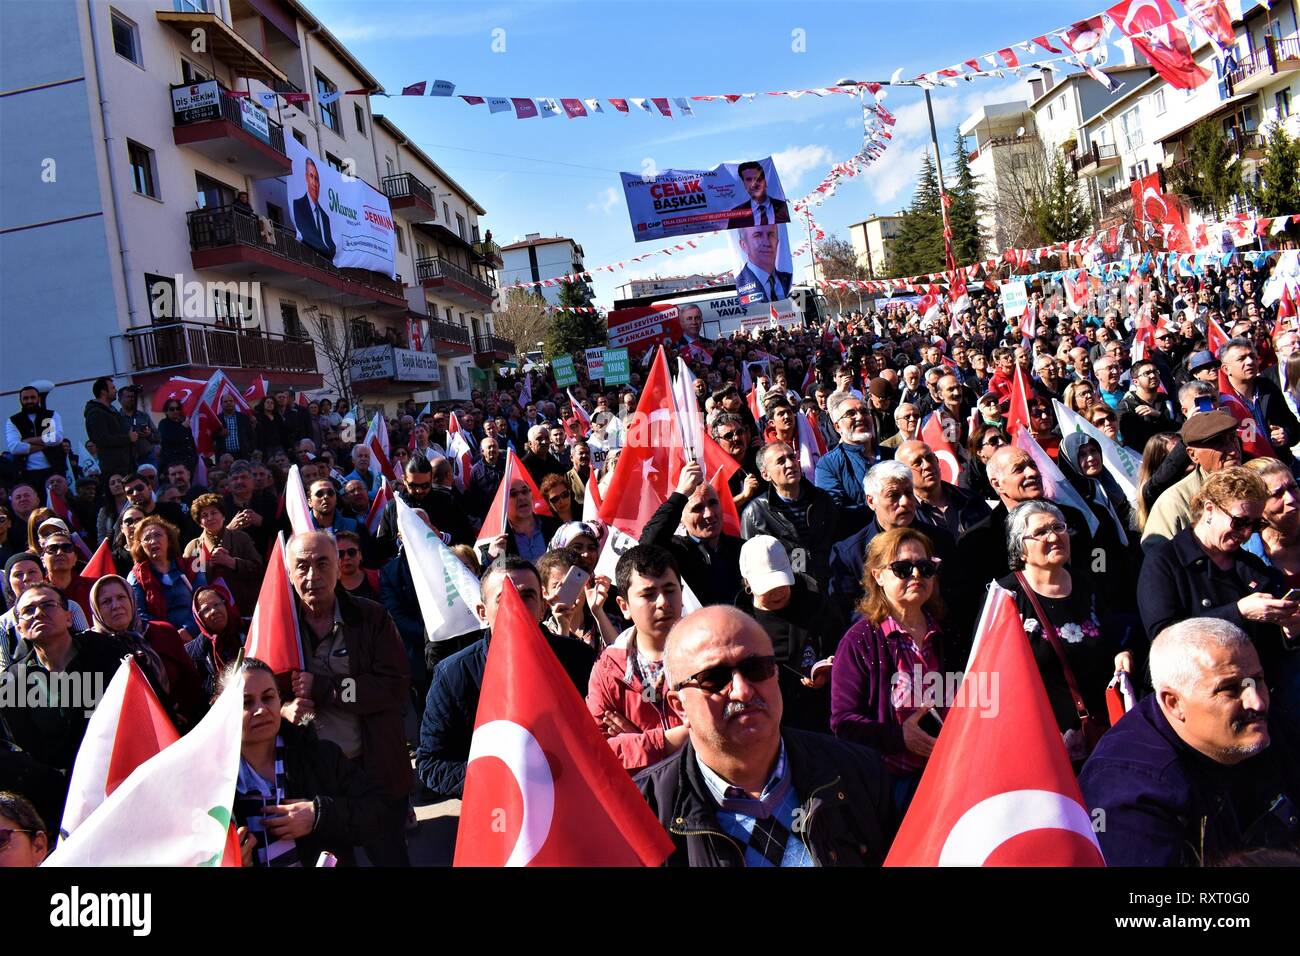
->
[500, 234, 580, 252]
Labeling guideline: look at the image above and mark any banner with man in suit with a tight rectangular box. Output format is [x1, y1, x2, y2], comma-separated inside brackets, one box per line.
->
[285, 137, 397, 278]
[729, 222, 794, 306]
[619, 157, 788, 242]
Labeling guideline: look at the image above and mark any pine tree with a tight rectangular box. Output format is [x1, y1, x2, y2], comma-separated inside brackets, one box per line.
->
[948, 127, 984, 265]
[888, 153, 945, 277]
[1030, 150, 1092, 244]
[1167, 119, 1245, 219]
[544, 281, 605, 359]
[1251, 122, 1300, 230]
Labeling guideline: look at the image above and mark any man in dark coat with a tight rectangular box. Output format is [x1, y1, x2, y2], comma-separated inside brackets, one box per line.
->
[84, 378, 134, 488]
[635, 606, 896, 866]
[643, 462, 744, 607]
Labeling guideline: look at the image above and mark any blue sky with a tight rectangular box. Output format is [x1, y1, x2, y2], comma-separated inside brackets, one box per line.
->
[301, 0, 1112, 302]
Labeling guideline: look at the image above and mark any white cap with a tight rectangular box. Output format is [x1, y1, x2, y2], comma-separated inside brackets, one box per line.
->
[739, 535, 795, 595]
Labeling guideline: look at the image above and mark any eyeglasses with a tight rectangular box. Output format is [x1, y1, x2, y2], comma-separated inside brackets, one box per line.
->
[406, 480, 433, 492]
[43, 543, 75, 555]
[337, 547, 360, 558]
[18, 599, 61, 620]
[311, 489, 336, 499]
[1024, 522, 1071, 541]
[0, 829, 36, 851]
[715, 430, 744, 442]
[982, 434, 1007, 448]
[1224, 511, 1263, 534]
[887, 558, 941, 580]
[673, 655, 778, 694]
[837, 407, 868, 422]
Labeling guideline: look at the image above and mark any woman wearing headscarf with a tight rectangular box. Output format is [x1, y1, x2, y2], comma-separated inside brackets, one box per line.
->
[1058, 431, 1141, 617]
[88, 573, 205, 729]
[187, 584, 245, 704]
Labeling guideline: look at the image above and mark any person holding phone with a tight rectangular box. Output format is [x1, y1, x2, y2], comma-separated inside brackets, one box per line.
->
[830, 526, 950, 812]
[537, 546, 615, 650]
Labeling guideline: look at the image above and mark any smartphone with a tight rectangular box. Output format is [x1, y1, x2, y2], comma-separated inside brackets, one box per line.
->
[1282, 588, 1300, 603]
[1194, 396, 1214, 413]
[918, 710, 944, 737]
[554, 565, 591, 606]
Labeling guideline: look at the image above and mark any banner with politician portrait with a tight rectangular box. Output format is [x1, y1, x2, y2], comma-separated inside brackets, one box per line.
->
[728, 222, 794, 307]
[285, 137, 397, 278]
[619, 157, 790, 242]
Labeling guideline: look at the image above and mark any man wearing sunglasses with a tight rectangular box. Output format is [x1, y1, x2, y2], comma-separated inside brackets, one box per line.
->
[1143, 410, 1243, 553]
[634, 605, 895, 867]
[307, 478, 359, 536]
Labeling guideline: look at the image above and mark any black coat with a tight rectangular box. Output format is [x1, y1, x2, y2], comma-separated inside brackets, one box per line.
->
[828, 518, 957, 623]
[634, 729, 897, 866]
[157, 417, 198, 473]
[740, 481, 839, 581]
[643, 492, 744, 607]
[83, 399, 133, 478]
[1237, 373, 1300, 463]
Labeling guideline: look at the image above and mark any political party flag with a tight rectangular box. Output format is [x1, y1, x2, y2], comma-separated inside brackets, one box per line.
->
[1052, 400, 1141, 506]
[395, 494, 483, 643]
[1206, 313, 1229, 356]
[559, 98, 587, 118]
[44, 665, 246, 867]
[284, 464, 315, 536]
[1004, 361, 1033, 438]
[79, 537, 117, 583]
[244, 533, 305, 676]
[402, 81, 427, 96]
[1218, 372, 1276, 459]
[511, 98, 538, 119]
[454, 580, 674, 866]
[796, 409, 828, 482]
[475, 448, 553, 552]
[582, 468, 603, 523]
[60, 657, 179, 837]
[1013, 427, 1099, 536]
[366, 475, 392, 535]
[487, 96, 512, 114]
[920, 412, 961, 484]
[884, 584, 1105, 866]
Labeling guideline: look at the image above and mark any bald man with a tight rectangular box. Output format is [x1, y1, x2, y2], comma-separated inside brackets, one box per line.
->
[634, 606, 895, 867]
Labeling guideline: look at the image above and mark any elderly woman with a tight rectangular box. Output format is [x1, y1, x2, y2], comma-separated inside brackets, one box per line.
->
[0, 552, 87, 670]
[1242, 457, 1300, 585]
[998, 501, 1129, 763]
[230, 657, 387, 867]
[831, 527, 950, 810]
[182, 492, 263, 618]
[1063, 379, 1098, 415]
[127, 515, 204, 641]
[539, 473, 577, 524]
[89, 573, 205, 728]
[187, 584, 245, 703]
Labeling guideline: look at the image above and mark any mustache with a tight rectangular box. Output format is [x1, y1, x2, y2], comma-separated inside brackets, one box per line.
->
[724, 699, 767, 720]
[1233, 710, 1267, 731]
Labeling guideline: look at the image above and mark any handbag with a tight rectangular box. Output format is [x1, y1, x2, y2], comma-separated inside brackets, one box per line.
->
[1014, 572, 1107, 754]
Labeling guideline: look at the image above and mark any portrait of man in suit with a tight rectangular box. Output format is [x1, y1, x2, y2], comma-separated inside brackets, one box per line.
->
[729, 161, 790, 227]
[292, 157, 336, 260]
[734, 224, 792, 304]
[675, 303, 712, 348]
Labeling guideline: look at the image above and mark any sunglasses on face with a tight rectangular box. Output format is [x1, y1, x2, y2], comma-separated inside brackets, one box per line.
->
[887, 558, 940, 580]
[43, 543, 75, 555]
[673, 655, 777, 694]
[406, 480, 432, 492]
[716, 430, 744, 442]
[337, 547, 360, 558]
[1225, 511, 1262, 534]
[548, 491, 572, 504]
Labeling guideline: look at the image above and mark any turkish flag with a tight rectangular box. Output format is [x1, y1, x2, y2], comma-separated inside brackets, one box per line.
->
[191, 401, 222, 458]
[474, 447, 554, 551]
[1219, 370, 1276, 459]
[1061, 16, 1106, 54]
[454, 580, 675, 866]
[243, 376, 268, 405]
[1206, 313, 1229, 356]
[1106, 0, 1209, 90]
[1003, 361, 1033, 438]
[920, 412, 961, 484]
[156, 376, 209, 417]
[244, 533, 306, 676]
[79, 538, 116, 583]
[884, 585, 1105, 866]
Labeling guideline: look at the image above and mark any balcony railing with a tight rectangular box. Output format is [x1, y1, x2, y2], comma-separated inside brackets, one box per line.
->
[171, 81, 286, 155]
[381, 172, 435, 209]
[472, 237, 502, 262]
[1100, 186, 1132, 221]
[123, 321, 318, 375]
[1229, 35, 1300, 86]
[415, 255, 496, 298]
[187, 205, 405, 302]
[474, 333, 514, 355]
[427, 319, 471, 347]
[967, 133, 1038, 162]
[1070, 142, 1119, 173]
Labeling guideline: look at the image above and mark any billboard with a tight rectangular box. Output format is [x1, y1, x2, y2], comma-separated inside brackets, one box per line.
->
[620, 157, 790, 242]
[727, 223, 794, 306]
[286, 137, 396, 278]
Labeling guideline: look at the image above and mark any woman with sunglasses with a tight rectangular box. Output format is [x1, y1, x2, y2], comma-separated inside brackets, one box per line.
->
[1243, 458, 1300, 586]
[0, 792, 48, 868]
[0, 552, 87, 669]
[830, 527, 949, 811]
[1027, 398, 1061, 460]
[999, 501, 1128, 764]
[127, 515, 204, 642]
[1141, 468, 1300, 681]
[539, 473, 576, 524]
[965, 422, 1008, 501]
[182, 492, 263, 618]
[157, 399, 198, 476]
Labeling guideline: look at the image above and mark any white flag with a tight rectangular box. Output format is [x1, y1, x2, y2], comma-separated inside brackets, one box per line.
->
[395, 495, 484, 643]
[631, 98, 651, 113]
[672, 358, 706, 463]
[1013, 428, 1099, 536]
[537, 97, 561, 118]
[285, 464, 315, 536]
[487, 96, 512, 114]
[673, 97, 694, 116]
[44, 668, 245, 866]
[1052, 400, 1141, 508]
[583, 97, 604, 113]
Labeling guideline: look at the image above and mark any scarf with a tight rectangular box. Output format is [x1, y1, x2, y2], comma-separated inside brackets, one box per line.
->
[88, 574, 170, 694]
[131, 558, 197, 621]
[235, 735, 302, 868]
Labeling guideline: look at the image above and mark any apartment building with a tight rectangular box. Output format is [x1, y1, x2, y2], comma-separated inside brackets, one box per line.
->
[959, 101, 1042, 251]
[614, 274, 716, 300]
[499, 234, 594, 307]
[0, 0, 506, 446]
[846, 214, 903, 279]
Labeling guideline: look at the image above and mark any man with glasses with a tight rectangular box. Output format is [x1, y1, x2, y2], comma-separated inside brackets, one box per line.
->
[307, 478, 359, 536]
[1094, 356, 1125, 409]
[815, 392, 882, 537]
[1143, 410, 1245, 552]
[1117, 359, 1179, 454]
[711, 414, 764, 512]
[634, 605, 895, 866]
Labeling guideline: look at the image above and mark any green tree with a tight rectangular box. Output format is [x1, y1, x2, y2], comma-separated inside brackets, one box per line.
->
[888, 153, 945, 277]
[1250, 121, 1300, 229]
[1029, 149, 1092, 244]
[948, 127, 985, 265]
[814, 234, 870, 314]
[1167, 118, 1245, 219]
[544, 281, 605, 359]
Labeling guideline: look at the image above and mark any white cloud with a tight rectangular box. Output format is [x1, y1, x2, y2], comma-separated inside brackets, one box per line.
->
[867, 145, 930, 206]
[771, 144, 835, 186]
[587, 186, 620, 214]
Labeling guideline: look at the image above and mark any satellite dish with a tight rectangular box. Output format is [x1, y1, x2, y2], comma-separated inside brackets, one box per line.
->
[1016, 126, 1026, 137]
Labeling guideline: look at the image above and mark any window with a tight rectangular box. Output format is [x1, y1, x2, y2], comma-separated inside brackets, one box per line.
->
[445, 306, 454, 322]
[456, 213, 467, 241]
[144, 274, 177, 324]
[266, 202, 283, 226]
[127, 140, 158, 198]
[281, 302, 305, 341]
[325, 151, 344, 173]
[181, 59, 209, 85]
[292, 128, 307, 146]
[1046, 104, 1053, 121]
[195, 172, 234, 210]
[395, 227, 405, 254]
[354, 103, 366, 136]
[1278, 90, 1293, 119]
[172, 0, 210, 11]
[1119, 106, 1143, 151]
[213, 288, 251, 329]
[443, 202, 450, 223]
[385, 157, 394, 178]
[111, 10, 141, 65]
[1153, 90, 1166, 115]
[316, 71, 340, 133]
[416, 240, 429, 261]
[319, 312, 336, 349]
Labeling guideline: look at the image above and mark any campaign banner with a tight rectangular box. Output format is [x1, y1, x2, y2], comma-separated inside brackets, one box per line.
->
[171, 80, 220, 122]
[350, 345, 396, 382]
[585, 347, 606, 381]
[392, 347, 440, 384]
[1000, 280, 1028, 318]
[603, 348, 631, 386]
[552, 355, 578, 387]
[606, 303, 680, 356]
[238, 98, 271, 144]
[620, 157, 790, 242]
[728, 223, 794, 307]
[875, 295, 922, 309]
[286, 137, 396, 278]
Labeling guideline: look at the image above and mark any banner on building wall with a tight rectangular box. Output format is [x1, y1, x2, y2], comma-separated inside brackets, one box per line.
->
[620, 157, 790, 242]
[1130, 172, 1192, 253]
[171, 80, 220, 121]
[285, 137, 397, 278]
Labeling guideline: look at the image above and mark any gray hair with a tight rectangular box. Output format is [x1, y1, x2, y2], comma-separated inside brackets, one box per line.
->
[863, 460, 912, 499]
[1178, 379, 1215, 408]
[825, 391, 860, 426]
[1149, 618, 1253, 696]
[1005, 500, 1065, 570]
[527, 424, 549, 442]
[894, 402, 918, 422]
[1217, 337, 1255, 363]
[710, 412, 745, 437]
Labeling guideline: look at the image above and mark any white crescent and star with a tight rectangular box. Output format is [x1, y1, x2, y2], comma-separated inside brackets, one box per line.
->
[938, 789, 1101, 866]
[466, 719, 555, 867]
[1123, 0, 1166, 34]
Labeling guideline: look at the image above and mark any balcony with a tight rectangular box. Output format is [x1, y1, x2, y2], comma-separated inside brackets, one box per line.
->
[121, 321, 318, 381]
[472, 237, 503, 267]
[1071, 142, 1120, 176]
[473, 333, 514, 366]
[1099, 185, 1132, 223]
[381, 172, 438, 223]
[427, 319, 473, 354]
[155, 10, 288, 85]
[967, 133, 1038, 163]
[415, 255, 496, 307]
[187, 205, 408, 312]
[171, 81, 289, 179]
[1229, 35, 1300, 94]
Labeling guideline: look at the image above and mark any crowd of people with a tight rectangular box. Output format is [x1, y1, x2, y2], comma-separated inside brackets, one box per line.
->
[2, 251, 1300, 868]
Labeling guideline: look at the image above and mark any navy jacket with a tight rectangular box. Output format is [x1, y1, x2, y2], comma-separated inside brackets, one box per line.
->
[416, 629, 595, 800]
[828, 518, 956, 621]
[1079, 694, 1300, 866]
